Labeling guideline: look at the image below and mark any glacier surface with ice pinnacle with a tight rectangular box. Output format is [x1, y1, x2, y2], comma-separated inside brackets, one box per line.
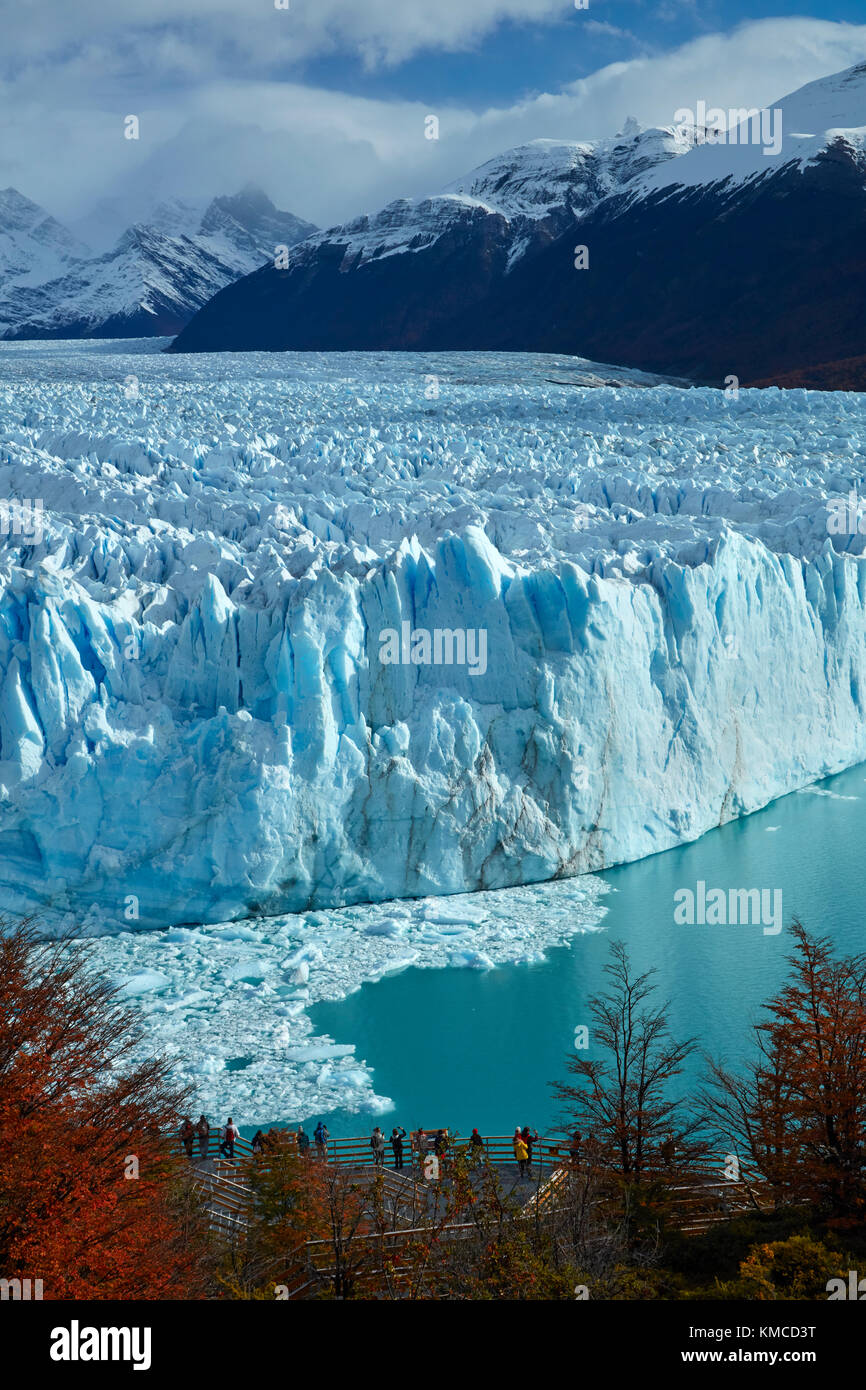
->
[1, 340, 866, 933]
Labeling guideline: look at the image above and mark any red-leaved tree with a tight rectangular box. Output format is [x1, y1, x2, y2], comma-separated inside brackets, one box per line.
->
[0, 922, 213, 1298]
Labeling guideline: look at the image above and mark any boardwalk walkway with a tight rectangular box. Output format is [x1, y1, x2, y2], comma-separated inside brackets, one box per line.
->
[182, 1130, 768, 1249]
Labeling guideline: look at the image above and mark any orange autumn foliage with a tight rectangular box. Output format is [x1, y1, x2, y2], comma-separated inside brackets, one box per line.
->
[0, 923, 213, 1299]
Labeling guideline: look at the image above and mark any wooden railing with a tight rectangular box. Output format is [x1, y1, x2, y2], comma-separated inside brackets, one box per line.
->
[177, 1130, 564, 1171]
[178, 1130, 769, 1247]
[322, 1133, 564, 1173]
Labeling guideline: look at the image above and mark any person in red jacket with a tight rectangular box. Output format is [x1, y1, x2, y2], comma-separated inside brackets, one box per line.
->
[219, 1116, 240, 1160]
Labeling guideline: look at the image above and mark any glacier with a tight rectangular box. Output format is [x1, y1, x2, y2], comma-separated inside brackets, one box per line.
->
[1, 339, 866, 943]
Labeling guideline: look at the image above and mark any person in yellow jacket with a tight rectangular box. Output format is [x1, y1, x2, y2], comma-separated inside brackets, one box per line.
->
[514, 1134, 529, 1178]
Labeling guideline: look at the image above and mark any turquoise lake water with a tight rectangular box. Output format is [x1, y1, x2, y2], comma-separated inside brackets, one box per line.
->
[306, 763, 866, 1141]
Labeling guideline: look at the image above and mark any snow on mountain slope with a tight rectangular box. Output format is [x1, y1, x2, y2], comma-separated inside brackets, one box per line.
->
[0, 226, 251, 338]
[197, 186, 316, 273]
[0, 187, 316, 339]
[444, 125, 690, 220]
[147, 197, 211, 239]
[283, 125, 692, 274]
[171, 60, 866, 376]
[0, 189, 91, 289]
[639, 60, 866, 194]
[170, 126, 695, 354]
[2, 342, 866, 939]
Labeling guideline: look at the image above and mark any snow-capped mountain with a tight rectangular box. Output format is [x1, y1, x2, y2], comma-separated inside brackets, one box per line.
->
[169, 125, 692, 353]
[171, 63, 866, 385]
[310, 126, 692, 275]
[0, 186, 316, 339]
[638, 58, 866, 195]
[0, 188, 91, 289]
[197, 186, 315, 271]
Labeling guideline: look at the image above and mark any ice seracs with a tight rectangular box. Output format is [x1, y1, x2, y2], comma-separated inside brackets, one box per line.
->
[1, 342, 866, 935]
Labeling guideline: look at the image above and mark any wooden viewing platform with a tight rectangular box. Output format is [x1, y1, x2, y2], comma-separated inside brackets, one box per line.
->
[180, 1130, 771, 1249]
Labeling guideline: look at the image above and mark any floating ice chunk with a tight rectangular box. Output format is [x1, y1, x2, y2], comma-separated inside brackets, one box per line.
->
[362, 918, 406, 937]
[117, 970, 171, 997]
[448, 949, 495, 969]
[284, 1044, 355, 1062]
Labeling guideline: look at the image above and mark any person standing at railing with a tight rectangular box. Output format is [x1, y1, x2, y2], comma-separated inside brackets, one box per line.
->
[469, 1128, 485, 1165]
[219, 1116, 240, 1160]
[514, 1133, 529, 1178]
[251, 1130, 266, 1156]
[521, 1126, 540, 1177]
[179, 1117, 195, 1159]
[314, 1120, 329, 1160]
[297, 1124, 311, 1156]
[196, 1114, 210, 1160]
[370, 1126, 386, 1168]
[390, 1126, 407, 1170]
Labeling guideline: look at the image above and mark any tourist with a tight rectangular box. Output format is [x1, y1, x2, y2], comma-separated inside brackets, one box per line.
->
[512, 1127, 522, 1161]
[297, 1124, 311, 1155]
[179, 1117, 194, 1159]
[196, 1114, 210, 1159]
[391, 1126, 407, 1170]
[314, 1120, 329, 1159]
[219, 1116, 240, 1160]
[434, 1128, 447, 1156]
[514, 1132, 529, 1178]
[522, 1126, 540, 1176]
[568, 1130, 582, 1165]
[370, 1125, 386, 1167]
[413, 1128, 427, 1164]
[251, 1130, 266, 1155]
[469, 1128, 485, 1163]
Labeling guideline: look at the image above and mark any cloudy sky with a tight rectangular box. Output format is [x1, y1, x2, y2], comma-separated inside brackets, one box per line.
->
[2, 0, 866, 239]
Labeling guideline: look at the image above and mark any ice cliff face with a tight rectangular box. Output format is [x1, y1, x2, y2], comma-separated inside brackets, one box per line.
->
[1, 342, 866, 933]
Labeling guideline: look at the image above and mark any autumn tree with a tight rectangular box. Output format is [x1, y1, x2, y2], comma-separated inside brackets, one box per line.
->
[550, 939, 711, 1245]
[226, 1141, 379, 1300]
[553, 940, 707, 1177]
[0, 922, 214, 1299]
[703, 921, 866, 1221]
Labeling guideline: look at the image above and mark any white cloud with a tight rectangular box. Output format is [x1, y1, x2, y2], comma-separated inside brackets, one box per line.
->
[2, 17, 866, 234]
[0, 0, 572, 72]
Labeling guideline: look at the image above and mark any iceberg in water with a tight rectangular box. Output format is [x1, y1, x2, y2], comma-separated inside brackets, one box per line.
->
[0, 343, 866, 932]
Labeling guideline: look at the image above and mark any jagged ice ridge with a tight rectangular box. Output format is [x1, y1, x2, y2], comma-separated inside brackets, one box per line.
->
[1, 341, 866, 938]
